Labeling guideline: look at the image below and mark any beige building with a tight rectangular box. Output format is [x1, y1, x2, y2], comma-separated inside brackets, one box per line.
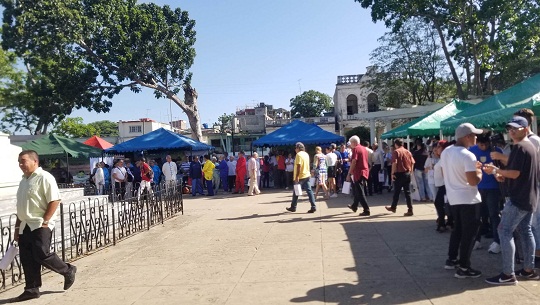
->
[118, 118, 176, 143]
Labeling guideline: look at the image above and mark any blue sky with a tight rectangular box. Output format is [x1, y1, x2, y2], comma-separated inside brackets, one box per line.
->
[71, 0, 388, 127]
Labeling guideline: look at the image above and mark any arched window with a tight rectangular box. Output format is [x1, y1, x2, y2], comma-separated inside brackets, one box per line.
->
[367, 93, 379, 112]
[346, 95, 358, 115]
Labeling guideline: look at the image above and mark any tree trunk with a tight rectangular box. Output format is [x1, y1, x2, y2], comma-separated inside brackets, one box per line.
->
[433, 20, 467, 99]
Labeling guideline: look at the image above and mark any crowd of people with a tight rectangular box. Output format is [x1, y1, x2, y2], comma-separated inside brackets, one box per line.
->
[284, 108, 540, 286]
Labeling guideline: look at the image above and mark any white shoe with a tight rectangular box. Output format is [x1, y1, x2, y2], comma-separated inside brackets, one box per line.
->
[488, 242, 501, 254]
[473, 241, 482, 250]
[330, 194, 338, 198]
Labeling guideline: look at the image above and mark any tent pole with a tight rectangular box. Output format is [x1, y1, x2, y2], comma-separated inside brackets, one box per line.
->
[65, 152, 70, 184]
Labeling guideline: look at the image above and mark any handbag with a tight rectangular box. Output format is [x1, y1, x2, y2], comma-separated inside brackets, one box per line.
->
[342, 181, 352, 194]
[377, 172, 385, 182]
[293, 183, 303, 196]
[0, 242, 18, 270]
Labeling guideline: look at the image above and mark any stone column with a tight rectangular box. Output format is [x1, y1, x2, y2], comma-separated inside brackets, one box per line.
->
[369, 119, 376, 145]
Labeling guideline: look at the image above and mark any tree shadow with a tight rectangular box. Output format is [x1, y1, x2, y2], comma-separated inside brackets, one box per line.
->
[286, 217, 505, 304]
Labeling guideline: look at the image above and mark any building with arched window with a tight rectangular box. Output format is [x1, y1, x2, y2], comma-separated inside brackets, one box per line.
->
[333, 67, 445, 144]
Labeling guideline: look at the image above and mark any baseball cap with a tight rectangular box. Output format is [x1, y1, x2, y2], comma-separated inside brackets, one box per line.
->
[455, 123, 483, 139]
[506, 116, 528, 128]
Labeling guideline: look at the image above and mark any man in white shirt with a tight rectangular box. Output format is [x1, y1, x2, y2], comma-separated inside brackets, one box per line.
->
[370, 143, 385, 195]
[247, 152, 261, 196]
[440, 123, 484, 279]
[227, 156, 237, 192]
[112, 159, 127, 200]
[325, 146, 338, 197]
[13, 150, 77, 302]
[162, 155, 177, 192]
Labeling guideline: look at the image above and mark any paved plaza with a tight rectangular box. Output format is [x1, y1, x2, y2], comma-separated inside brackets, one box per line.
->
[1, 190, 539, 304]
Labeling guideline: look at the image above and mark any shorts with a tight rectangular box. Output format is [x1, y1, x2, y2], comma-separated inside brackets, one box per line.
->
[327, 166, 336, 178]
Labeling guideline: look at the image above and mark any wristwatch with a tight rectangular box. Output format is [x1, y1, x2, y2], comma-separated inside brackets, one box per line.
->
[42, 220, 49, 225]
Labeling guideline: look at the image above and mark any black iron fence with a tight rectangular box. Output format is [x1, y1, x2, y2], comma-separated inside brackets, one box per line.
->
[0, 182, 183, 291]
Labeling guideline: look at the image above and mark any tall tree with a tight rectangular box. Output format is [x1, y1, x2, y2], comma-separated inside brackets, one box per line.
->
[1, 0, 202, 139]
[369, 19, 453, 106]
[52, 117, 97, 138]
[52, 117, 119, 137]
[88, 120, 119, 137]
[290, 90, 332, 118]
[355, 0, 540, 98]
[214, 113, 234, 134]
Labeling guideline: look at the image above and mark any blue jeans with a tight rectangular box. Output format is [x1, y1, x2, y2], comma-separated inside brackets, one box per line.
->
[191, 178, 204, 196]
[498, 201, 535, 275]
[290, 177, 316, 210]
[206, 179, 214, 196]
[533, 210, 540, 250]
[479, 188, 502, 244]
[414, 169, 430, 200]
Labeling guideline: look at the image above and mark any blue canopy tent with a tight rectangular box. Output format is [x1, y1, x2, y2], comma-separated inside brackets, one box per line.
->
[105, 128, 213, 153]
[253, 120, 345, 147]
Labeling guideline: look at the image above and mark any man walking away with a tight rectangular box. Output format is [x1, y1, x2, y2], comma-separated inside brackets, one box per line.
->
[385, 138, 415, 216]
[12, 150, 77, 302]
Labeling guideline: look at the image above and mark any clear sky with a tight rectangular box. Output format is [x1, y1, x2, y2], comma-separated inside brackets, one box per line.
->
[70, 0, 388, 127]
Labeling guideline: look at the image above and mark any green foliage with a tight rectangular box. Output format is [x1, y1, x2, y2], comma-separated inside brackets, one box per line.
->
[52, 117, 118, 137]
[88, 120, 119, 137]
[355, 0, 540, 97]
[344, 126, 370, 143]
[0, 0, 201, 138]
[290, 90, 332, 118]
[214, 113, 234, 134]
[369, 19, 452, 106]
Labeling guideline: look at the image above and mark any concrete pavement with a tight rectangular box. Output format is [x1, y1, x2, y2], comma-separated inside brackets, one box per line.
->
[1, 189, 539, 304]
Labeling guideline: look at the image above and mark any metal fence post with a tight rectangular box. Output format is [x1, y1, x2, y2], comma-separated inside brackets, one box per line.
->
[111, 202, 116, 246]
[60, 203, 66, 262]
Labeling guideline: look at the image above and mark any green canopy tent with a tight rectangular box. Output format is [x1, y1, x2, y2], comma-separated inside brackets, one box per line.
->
[381, 99, 475, 139]
[380, 111, 434, 140]
[21, 134, 104, 182]
[441, 73, 540, 134]
[404, 100, 476, 137]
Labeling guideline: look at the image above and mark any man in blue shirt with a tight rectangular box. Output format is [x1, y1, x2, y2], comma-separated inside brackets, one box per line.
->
[189, 156, 204, 196]
[469, 131, 503, 254]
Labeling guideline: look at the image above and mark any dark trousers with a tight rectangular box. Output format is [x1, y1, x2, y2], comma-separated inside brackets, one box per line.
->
[479, 188, 502, 244]
[434, 185, 448, 227]
[19, 225, 70, 290]
[390, 172, 412, 210]
[220, 174, 229, 192]
[262, 172, 270, 188]
[369, 164, 383, 194]
[448, 203, 481, 269]
[286, 171, 293, 188]
[228, 175, 235, 192]
[115, 181, 126, 200]
[351, 177, 370, 212]
[277, 170, 286, 188]
[206, 179, 214, 196]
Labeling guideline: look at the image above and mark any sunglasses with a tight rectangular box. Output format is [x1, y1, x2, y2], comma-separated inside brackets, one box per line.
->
[506, 126, 524, 132]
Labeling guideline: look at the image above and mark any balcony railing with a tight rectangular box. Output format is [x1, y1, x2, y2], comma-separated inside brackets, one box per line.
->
[337, 75, 362, 84]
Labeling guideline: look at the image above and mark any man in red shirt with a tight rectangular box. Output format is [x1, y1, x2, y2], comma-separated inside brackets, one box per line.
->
[346, 135, 371, 216]
[233, 151, 247, 194]
[386, 138, 415, 216]
[137, 158, 154, 201]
